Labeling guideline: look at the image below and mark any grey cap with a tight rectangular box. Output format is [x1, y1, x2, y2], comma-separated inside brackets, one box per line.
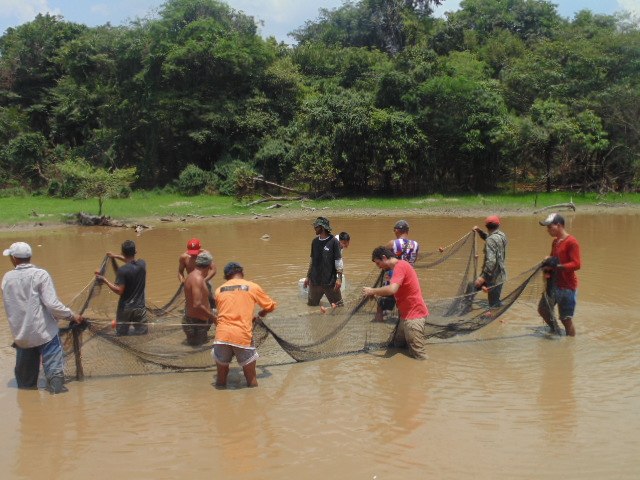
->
[195, 251, 213, 267]
[394, 220, 409, 231]
[539, 213, 565, 226]
[3, 242, 32, 258]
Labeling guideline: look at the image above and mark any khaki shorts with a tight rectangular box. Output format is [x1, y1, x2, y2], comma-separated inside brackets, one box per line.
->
[393, 317, 428, 360]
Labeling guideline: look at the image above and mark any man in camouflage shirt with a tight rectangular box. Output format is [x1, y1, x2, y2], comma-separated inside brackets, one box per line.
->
[473, 215, 508, 307]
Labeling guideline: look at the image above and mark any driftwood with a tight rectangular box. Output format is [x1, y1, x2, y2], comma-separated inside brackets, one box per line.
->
[533, 202, 576, 214]
[251, 212, 272, 218]
[71, 212, 124, 227]
[69, 212, 149, 231]
[252, 177, 306, 195]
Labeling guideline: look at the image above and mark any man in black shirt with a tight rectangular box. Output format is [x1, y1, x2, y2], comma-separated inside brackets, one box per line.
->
[96, 240, 148, 335]
[303, 217, 343, 306]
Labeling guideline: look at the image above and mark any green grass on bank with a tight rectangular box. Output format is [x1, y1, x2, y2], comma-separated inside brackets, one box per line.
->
[0, 191, 639, 226]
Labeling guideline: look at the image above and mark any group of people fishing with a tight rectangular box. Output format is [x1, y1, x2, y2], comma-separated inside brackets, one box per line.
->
[1, 211, 580, 393]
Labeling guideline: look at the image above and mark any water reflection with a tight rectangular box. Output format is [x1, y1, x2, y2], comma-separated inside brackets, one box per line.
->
[536, 339, 576, 438]
[15, 388, 89, 478]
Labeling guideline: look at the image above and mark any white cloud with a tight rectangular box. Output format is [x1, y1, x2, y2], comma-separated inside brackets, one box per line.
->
[0, 0, 59, 25]
[618, 0, 640, 15]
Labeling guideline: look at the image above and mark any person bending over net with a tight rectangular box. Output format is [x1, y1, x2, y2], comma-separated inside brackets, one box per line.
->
[374, 220, 420, 322]
[363, 246, 429, 360]
[212, 262, 277, 388]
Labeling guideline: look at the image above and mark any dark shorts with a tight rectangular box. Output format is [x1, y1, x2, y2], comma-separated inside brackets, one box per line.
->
[307, 284, 343, 307]
[182, 315, 213, 346]
[116, 307, 148, 336]
[539, 288, 577, 320]
[378, 296, 396, 311]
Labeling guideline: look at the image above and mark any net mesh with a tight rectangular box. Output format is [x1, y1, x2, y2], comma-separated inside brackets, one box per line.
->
[60, 232, 547, 379]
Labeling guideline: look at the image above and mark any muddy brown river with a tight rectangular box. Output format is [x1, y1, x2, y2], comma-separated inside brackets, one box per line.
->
[1, 211, 639, 479]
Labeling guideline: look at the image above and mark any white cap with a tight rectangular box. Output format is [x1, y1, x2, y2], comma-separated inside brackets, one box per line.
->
[3, 242, 33, 259]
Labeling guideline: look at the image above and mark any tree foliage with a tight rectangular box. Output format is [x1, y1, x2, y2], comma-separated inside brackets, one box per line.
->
[49, 158, 136, 215]
[0, 0, 639, 197]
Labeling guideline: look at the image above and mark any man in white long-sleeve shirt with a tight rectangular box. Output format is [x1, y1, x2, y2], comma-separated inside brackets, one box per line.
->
[2, 242, 82, 393]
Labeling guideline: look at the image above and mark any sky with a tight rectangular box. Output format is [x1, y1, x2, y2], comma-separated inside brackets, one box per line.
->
[0, 0, 637, 43]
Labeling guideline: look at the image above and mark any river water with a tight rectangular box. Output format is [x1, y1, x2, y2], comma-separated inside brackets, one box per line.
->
[0, 211, 638, 479]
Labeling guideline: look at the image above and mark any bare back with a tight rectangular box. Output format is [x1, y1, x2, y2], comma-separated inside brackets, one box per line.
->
[184, 269, 211, 321]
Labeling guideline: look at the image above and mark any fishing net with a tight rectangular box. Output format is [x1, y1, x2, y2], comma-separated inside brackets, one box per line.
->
[59, 232, 547, 379]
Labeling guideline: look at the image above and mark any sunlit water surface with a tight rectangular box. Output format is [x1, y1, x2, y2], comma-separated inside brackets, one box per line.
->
[0, 211, 638, 479]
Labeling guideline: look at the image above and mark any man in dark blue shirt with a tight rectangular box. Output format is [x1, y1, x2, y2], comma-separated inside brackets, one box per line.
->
[96, 240, 147, 335]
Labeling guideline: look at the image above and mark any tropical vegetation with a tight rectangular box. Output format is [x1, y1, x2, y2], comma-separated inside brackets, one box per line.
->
[1, 0, 639, 206]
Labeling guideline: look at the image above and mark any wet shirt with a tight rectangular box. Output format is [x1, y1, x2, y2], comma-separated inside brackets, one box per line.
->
[214, 278, 277, 347]
[390, 260, 429, 320]
[115, 259, 147, 312]
[551, 235, 581, 290]
[1, 264, 74, 348]
[309, 235, 342, 286]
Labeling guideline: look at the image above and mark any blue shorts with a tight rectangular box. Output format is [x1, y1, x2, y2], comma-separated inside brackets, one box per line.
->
[540, 288, 577, 320]
[555, 288, 577, 319]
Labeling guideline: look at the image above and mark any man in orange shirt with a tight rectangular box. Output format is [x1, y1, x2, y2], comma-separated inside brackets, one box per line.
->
[213, 262, 277, 388]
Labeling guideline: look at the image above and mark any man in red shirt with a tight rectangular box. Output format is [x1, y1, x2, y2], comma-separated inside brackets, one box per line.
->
[363, 246, 430, 359]
[538, 213, 581, 336]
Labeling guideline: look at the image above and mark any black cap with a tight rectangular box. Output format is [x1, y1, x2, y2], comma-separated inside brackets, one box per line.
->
[394, 220, 409, 231]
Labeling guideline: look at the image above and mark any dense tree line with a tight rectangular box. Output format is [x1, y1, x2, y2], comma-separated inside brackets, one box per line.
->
[0, 0, 638, 197]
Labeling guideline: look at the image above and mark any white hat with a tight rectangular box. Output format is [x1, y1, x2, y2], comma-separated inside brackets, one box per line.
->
[3, 242, 33, 259]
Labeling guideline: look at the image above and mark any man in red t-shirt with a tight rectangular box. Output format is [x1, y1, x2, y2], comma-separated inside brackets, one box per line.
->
[363, 246, 430, 359]
[538, 213, 581, 336]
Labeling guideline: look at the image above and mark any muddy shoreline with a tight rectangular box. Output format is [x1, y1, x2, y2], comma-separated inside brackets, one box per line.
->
[1, 202, 638, 234]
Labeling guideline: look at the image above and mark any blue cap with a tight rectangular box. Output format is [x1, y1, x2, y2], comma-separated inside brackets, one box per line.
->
[223, 262, 243, 278]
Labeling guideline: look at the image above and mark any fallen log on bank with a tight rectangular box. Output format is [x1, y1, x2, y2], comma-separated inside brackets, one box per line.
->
[245, 195, 304, 207]
[67, 212, 150, 231]
[533, 202, 576, 214]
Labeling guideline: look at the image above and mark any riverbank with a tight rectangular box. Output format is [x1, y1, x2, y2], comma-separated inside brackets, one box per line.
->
[0, 191, 639, 232]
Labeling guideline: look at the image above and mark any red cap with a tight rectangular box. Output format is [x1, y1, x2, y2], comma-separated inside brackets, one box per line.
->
[485, 215, 500, 226]
[186, 238, 201, 255]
